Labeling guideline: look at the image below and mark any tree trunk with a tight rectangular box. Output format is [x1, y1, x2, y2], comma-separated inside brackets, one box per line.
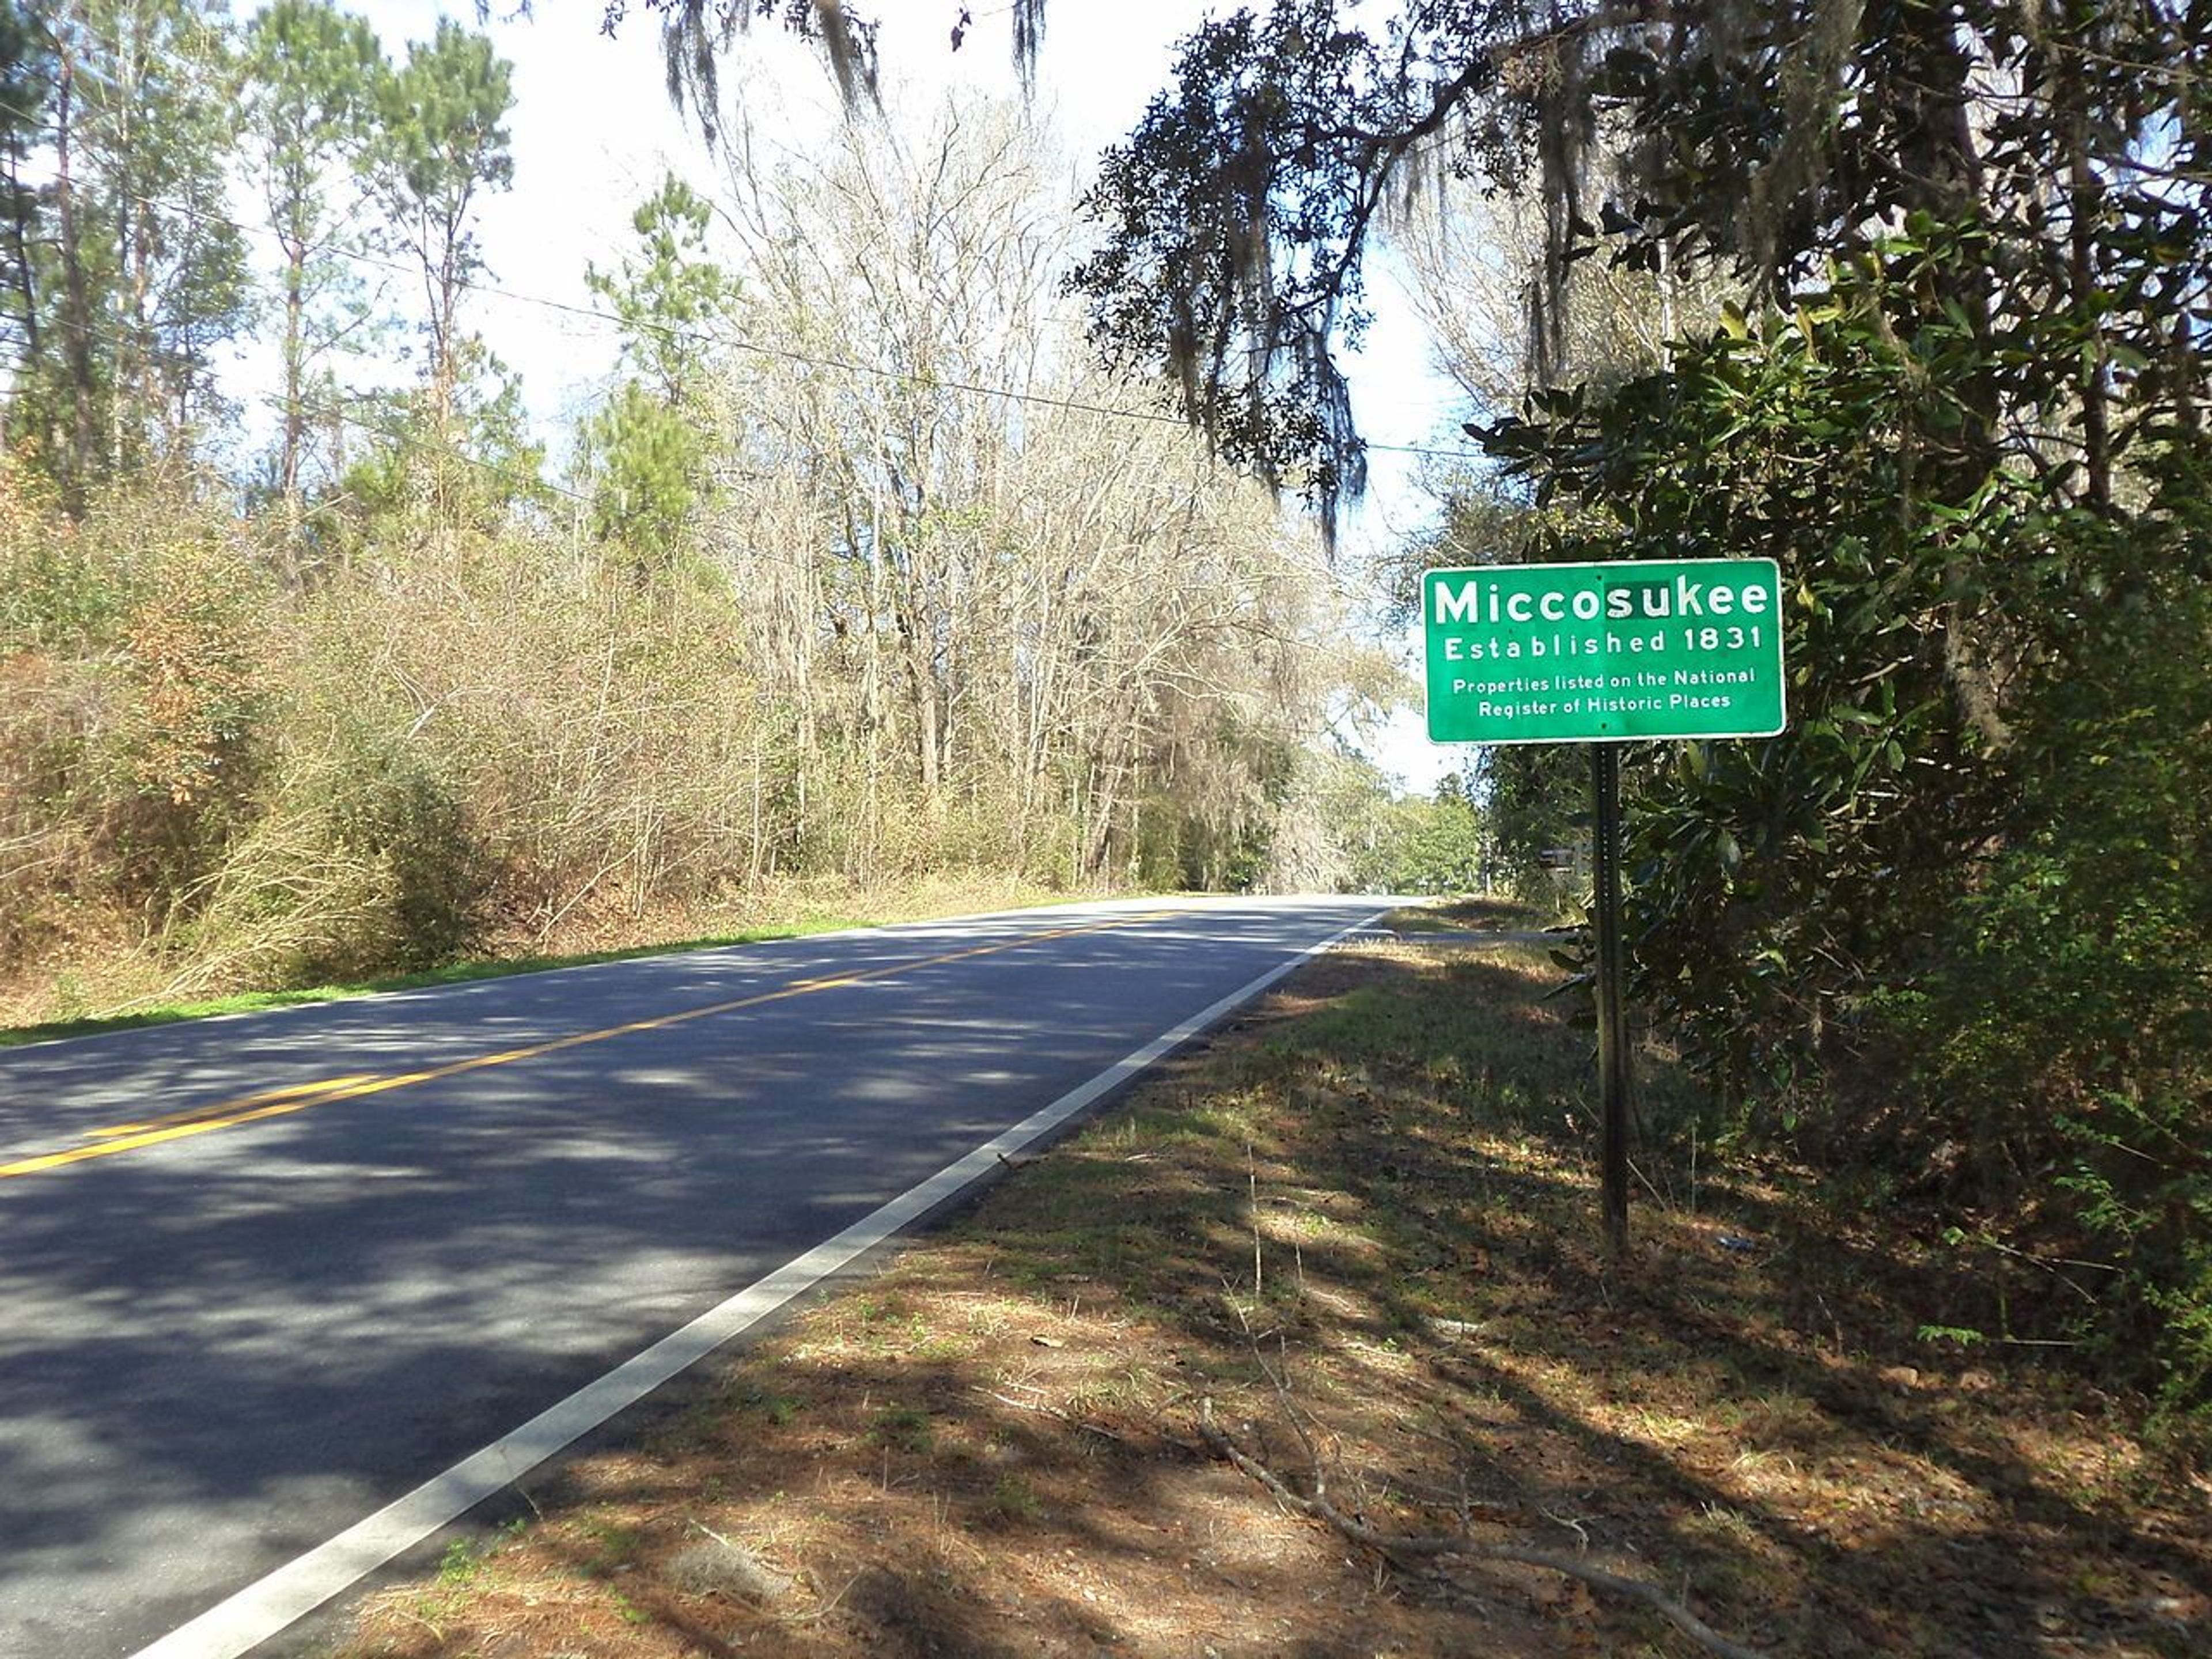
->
[907, 618, 941, 797]
[3, 140, 39, 373]
[280, 220, 307, 510]
[2058, 49, 2108, 509]
[54, 42, 95, 511]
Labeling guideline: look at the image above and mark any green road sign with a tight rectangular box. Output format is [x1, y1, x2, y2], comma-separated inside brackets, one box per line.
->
[1423, 558, 1787, 744]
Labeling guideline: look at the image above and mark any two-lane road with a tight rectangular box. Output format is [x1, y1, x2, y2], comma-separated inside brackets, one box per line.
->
[0, 896, 1387, 1659]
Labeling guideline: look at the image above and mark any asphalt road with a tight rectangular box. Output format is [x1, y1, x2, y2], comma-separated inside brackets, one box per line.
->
[0, 896, 1385, 1659]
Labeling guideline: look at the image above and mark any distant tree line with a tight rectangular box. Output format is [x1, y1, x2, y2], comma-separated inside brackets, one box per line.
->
[1, 8, 1448, 1037]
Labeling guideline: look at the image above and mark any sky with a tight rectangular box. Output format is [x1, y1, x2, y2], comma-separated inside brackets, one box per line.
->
[339, 3, 1472, 793]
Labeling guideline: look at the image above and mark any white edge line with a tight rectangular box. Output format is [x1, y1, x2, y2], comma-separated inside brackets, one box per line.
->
[130, 906, 1389, 1659]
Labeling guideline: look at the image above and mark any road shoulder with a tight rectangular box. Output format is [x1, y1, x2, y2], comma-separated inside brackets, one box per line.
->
[327, 937, 2209, 1659]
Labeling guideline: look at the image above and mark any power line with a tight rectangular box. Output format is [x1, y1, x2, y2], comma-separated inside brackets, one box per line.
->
[35, 312, 1391, 619]
[17, 294, 592, 509]
[0, 105, 1486, 469]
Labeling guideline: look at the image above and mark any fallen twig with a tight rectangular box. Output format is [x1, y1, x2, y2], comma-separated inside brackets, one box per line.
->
[1199, 1399, 1773, 1659]
[976, 1387, 1131, 1443]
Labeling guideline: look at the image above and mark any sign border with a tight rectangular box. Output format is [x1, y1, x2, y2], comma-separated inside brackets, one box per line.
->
[1420, 556, 1789, 746]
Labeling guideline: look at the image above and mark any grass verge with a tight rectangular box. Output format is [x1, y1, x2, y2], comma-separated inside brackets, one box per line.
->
[0, 926, 843, 1050]
[0, 878, 1112, 1050]
[330, 940, 2209, 1659]
[1381, 893, 1551, 933]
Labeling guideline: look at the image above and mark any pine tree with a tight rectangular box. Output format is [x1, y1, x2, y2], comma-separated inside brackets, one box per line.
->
[241, 0, 383, 537]
[363, 18, 513, 424]
[579, 175, 737, 567]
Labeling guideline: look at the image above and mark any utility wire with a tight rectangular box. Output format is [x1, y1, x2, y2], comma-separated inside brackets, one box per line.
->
[44, 315, 1386, 631]
[43, 308, 1389, 618]
[0, 114, 1487, 466]
[38, 301, 597, 509]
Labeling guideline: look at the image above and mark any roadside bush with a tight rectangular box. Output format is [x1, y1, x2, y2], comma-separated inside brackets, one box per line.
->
[1482, 242, 2212, 1441]
[1888, 568, 2212, 1436]
[0, 652, 101, 964]
[0, 461, 139, 650]
[1, 472, 278, 934]
[105, 506, 277, 897]
[161, 712, 484, 990]
[287, 530, 789, 949]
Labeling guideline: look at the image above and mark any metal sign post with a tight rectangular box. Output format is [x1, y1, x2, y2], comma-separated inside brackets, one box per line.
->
[1590, 743, 1630, 1253]
[1421, 557, 1787, 1252]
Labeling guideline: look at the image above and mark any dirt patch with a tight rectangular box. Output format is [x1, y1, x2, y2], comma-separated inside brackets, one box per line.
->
[335, 941, 2210, 1659]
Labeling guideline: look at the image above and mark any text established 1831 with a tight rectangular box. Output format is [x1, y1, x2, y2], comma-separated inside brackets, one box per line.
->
[1423, 558, 1787, 745]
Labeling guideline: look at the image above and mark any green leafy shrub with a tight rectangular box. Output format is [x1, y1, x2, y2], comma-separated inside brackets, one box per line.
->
[1894, 537, 2212, 1431]
[1, 472, 278, 935]
[1482, 230, 2212, 1440]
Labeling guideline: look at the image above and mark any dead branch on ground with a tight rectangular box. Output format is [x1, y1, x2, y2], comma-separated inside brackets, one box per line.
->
[1197, 1394, 1774, 1659]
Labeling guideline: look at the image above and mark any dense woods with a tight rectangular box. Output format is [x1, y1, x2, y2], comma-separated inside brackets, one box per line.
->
[1058, 0, 2210, 1435]
[0, 6, 1451, 1027]
[5, 0, 2209, 1445]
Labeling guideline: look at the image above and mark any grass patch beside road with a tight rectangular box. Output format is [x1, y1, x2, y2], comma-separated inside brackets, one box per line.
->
[1381, 893, 1548, 933]
[333, 940, 2209, 1659]
[0, 878, 1108, 1049]
[0, 926, 840, 1050]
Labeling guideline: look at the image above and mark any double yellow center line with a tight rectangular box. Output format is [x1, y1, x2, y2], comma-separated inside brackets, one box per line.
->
[1, 911, 1177, 1182]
